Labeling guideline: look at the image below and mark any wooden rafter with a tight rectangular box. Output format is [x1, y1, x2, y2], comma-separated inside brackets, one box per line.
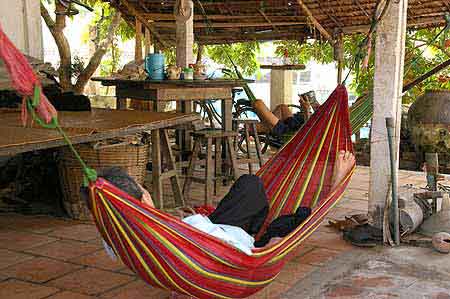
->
[120, 0, 167, 49]
[295, 0, 333, 42]
[153, 21, 306, 28]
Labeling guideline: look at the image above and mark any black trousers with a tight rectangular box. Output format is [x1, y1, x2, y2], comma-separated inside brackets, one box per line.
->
[208, 174, 269, 235]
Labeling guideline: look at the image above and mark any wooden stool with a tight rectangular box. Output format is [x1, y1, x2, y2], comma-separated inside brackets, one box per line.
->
[151, 129, 185, 209]
[183, 130, 240, 205]
[233, 119, 263, 174]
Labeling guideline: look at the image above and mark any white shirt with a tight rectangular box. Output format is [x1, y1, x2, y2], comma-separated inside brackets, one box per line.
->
[183, 214, 255, 255]
[103, 214, 255, 259]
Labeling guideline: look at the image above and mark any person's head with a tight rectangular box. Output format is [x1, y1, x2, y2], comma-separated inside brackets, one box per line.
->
[98, 167, 143, 200]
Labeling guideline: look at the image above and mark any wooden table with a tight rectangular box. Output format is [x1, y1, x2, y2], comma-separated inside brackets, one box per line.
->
[91, 78, 254, 133]
[0, 109, 200, 208]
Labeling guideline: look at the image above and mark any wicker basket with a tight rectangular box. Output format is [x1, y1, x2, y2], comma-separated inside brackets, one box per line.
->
[58, 140, 149, 220]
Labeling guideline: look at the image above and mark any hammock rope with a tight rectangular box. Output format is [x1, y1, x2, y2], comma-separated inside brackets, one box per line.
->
[26, 86, 98, 185]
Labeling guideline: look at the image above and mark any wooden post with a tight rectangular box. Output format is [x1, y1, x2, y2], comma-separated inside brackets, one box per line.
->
[144, 27, 152, 56]
[135, 20, 143, 61]
[369, 0, 408, 230]
[335, 33, 344, 84]
[175, 0, 194, 152]
[175, 0, 194, 68]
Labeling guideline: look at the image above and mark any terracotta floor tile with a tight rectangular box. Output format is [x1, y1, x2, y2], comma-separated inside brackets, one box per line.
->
[48, 224, 100, 242]
[0, 248, 34, 269]
[304, 231, 354, 251]
[296, 248, 341, 266]
[47, 267, 135, 296]
[69, 249, 125, 271]
[323, 285, 365, 299]
[0, 229, 56, 251]
[337, 199, 368, 212]
[275, 262, 317, 286]
[2, 215, 72, 234]
[24, 239, 101, 261]
[289, 244, 315, 259]
[1, 256, 82, 283]
[100, 279, 168, 298]
[264, 281, 292, 299]
[0, 279, 59, 299]
[46, 291, 97, 299]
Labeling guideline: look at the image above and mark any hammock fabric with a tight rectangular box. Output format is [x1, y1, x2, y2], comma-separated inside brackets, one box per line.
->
[87, 85, 354, 299]
[0, 26, 354, 299]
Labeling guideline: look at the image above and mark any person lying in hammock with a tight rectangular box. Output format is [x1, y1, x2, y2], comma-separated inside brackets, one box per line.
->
[90, 151, 354, 256]
[252, 91, 321, 143]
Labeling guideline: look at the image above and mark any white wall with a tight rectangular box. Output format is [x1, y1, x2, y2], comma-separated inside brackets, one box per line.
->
[0, 0, 43, 59]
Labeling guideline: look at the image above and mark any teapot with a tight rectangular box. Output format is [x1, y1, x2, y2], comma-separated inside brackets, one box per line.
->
[192, 63, 207, 80]
[167, 65, 181, 80]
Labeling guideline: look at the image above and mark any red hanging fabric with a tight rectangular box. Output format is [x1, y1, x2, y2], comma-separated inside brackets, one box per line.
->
[0, 25, 57, 125]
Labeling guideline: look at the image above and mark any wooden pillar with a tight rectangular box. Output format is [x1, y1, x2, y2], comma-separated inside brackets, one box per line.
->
[335, 33, 344, 84]
[175, 0, 194, 68]
[135, 20, 143, 61]
[144, 27, 152, 56]
[175, 0, 194, 151]
[369, 0, 408, 229]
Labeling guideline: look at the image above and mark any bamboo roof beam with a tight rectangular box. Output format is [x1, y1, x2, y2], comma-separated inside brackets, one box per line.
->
[153, 21, 306, 28]
[120, 0, 167, 49]
[257, 8, 277, 31]
[295, 0, 333, 42]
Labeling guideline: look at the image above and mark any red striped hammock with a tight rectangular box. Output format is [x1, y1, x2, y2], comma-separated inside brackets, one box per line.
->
[88, 85, 354, 299]
[0, 25, 354, 299]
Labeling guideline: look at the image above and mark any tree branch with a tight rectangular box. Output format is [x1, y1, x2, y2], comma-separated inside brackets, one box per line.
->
[74, 11, 122, 94]
[40, 1, 73, 90]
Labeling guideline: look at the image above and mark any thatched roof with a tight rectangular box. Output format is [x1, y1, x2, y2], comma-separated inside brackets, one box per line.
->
[105, 0, 449, 46]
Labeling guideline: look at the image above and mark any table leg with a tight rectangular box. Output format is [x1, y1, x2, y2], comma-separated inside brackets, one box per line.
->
[221, 98, 233, 183]
[116, 97, 127, 110]
[151, 129, 163, 208]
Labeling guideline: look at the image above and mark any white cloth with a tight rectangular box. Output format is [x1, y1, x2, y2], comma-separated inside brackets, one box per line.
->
[102, 240, 117, 260]
[182, 214, 255, 255]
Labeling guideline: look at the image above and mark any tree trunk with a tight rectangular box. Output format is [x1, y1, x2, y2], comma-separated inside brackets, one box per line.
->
[73, 11, 121, 94]
[196, 44, 204, 64]
[41, 2, 122, 94]
[40, 2, 73, 91]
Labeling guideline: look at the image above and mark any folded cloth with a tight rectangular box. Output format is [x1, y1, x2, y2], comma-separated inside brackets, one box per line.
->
[255, 207, 311, 247]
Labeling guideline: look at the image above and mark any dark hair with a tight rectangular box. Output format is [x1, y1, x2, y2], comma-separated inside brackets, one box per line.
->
[97, 167, 143, 200]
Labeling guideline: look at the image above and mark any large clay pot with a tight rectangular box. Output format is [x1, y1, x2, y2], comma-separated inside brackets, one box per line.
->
[407, 90, 450, 153]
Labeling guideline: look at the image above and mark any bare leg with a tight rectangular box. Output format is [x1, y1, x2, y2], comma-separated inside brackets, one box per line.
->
[279, 104, 294, 120]
[272, 104, 294, 121]
[252, 99, 280, 130]
[330, 151, 355, 190]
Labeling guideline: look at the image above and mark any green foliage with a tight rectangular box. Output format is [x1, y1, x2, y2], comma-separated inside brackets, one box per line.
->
[206, 42, 261, 76]
[274, 40, 334, 65]
[275, 28, 450, 103]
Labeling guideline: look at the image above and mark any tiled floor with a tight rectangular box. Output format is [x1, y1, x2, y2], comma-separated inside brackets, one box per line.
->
[0, 165, 449, 298]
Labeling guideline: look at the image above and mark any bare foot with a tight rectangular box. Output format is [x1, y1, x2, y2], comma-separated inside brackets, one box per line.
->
[330, 151, 355, 190]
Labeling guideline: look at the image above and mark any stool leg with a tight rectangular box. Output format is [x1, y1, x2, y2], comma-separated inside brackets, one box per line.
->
[205, 137, 214, 205]
[214, 137, 222, 196]
[183, 139, 201, 201]
[161, 129, 185, 207]
[244, 123, 253, 174]
[226, 136, 240, 181]
[151, 129, 163, 209]
[251, 123, 263, 167]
